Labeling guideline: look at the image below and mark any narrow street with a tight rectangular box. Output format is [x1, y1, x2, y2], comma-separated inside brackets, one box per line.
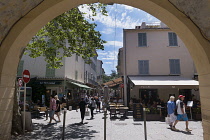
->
[13, 110, 203, 140]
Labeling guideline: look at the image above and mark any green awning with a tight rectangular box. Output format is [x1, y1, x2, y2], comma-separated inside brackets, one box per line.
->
[71, 82, 92, 89]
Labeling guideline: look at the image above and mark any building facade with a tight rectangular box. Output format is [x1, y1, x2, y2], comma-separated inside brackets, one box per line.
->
[118, 22, 199, 105]
[18, 50, 103, 102]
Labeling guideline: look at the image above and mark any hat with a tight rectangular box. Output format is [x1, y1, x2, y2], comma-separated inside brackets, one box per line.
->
[178, 95, 185, 98]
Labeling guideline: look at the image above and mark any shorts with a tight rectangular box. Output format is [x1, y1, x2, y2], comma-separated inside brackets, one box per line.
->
[169, 113, 177, 123]
[177, 114, 188, 121]
[49, 110, 55, 118]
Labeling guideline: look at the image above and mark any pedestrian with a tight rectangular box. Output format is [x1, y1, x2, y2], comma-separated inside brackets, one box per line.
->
[78, 98, 87, 124]
[54, 95, 61, 122]
[167, 96, 176, 128]
[95, 97, 101, 112]
[48, 95, 57, 124]
[90, 98, 96, 119]
[172, 95, 192, 132]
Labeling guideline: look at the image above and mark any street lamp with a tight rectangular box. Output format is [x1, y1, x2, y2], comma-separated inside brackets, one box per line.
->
[103, 85, 109, 140]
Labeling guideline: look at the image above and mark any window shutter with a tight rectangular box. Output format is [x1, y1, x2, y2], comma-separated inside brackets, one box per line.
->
[169, 59, 180, 74]
[173, 33, 178, 46]
[138, 33, 147, 47]
[168, 33, 173, 46]
[139, 60, 144, 74]
[175, 59, 180, 74]
[168, 32, 178, 46]
[139, 60, 149, 74]
[142, 33, 147, 46]
[144, 60, 149, 74]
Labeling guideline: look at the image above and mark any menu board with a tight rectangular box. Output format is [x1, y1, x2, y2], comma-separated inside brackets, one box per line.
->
[133, 103, 143, 121]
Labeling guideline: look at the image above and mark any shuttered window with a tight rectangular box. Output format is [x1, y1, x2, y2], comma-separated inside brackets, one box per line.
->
[17, 60, 24, 76]
[138, 33, 147, 47]
[168, 32, 178, 46]
[138, 60, 149, 74]
[75, 70, 78, 80]
[169, 59, 181, 74]
[46, 65, 55, 77]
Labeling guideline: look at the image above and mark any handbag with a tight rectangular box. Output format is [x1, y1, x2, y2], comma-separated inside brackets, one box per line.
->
[165, 116, 170, 124]
[88, 103, 92, 109]
[85, 111, 90, 116]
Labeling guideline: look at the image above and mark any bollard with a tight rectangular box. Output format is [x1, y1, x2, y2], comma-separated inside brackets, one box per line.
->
[104, 108, 107, 140]
[143, 108, 147, 140]
[62, 108, 67, 140]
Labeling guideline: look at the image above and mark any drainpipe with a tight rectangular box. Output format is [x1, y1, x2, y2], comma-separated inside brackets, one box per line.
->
[123, 29, 127, 106]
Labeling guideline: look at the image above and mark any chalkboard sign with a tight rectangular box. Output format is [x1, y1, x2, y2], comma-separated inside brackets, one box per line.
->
[133, 103, 143, 121]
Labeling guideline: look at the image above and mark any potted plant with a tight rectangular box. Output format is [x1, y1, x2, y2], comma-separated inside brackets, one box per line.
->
[145, 107, 160, 121]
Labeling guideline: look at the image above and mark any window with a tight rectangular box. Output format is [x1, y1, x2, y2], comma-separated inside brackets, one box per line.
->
[138, 33, 147, 47]
[138, 60, 149, 74]
[169, 59, 181, 74]
[46, 65, 55, 77]
[17, 60, 24, 76]
[168, 32, 178, 46]
[75, 70, 78, 80]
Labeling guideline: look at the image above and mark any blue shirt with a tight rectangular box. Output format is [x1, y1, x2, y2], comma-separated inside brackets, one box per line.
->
[167, 101, 175, 114]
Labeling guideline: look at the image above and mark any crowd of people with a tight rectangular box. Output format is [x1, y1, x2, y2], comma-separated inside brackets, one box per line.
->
[77, 95, 103, 124]
[46, 94, 103, 124]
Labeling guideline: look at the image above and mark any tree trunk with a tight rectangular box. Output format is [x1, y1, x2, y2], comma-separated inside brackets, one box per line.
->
[11, 86, 23, 136]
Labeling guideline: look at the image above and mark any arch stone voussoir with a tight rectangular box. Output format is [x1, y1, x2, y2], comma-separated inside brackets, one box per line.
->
[0, 0, 210, 139]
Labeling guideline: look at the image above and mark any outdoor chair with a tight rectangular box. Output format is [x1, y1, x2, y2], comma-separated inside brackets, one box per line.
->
[119, 109, 127, 118]
[110, 108, 117, 118]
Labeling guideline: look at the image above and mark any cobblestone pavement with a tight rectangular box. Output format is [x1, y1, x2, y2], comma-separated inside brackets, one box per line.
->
[12, 110, 203, 140]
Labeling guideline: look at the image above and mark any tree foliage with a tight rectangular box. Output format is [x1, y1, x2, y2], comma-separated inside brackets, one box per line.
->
[25, 3, 107, 68]
[103, 70, 120, 83]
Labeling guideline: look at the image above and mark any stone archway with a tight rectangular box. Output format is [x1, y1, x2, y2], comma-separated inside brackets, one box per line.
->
[0, 0, 210, 139]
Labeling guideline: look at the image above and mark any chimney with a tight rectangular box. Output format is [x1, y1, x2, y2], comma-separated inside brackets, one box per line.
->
[140, 22, 146, 29]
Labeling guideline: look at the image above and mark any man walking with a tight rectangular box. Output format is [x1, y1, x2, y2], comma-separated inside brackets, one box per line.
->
[172, 95, 192, 132]
[79, 98, 87, 124]
[167, 96, 176, 128]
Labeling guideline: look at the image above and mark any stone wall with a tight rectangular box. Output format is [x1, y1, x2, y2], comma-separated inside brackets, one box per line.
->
[0, 0, 43, 45]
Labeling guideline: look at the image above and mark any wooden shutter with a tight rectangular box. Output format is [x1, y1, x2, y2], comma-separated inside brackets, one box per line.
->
[138, 33, 147, 47]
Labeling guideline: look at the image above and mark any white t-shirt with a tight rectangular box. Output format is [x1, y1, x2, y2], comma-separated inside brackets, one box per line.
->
[176, 99, 185, 114]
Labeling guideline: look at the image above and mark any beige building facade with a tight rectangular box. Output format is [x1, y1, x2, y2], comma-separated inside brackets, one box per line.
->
[119, 22, 199, 103]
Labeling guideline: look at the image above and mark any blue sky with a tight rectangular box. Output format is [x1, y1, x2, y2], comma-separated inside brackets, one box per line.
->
[79, 4, 160, 75]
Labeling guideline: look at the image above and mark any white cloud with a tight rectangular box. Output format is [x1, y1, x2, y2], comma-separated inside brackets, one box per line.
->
[101, 28, 114, 34]
[104, 41, 123, 48]
[104, 62, 113, 64]
[97, 51, 108, 56]
[121, 5, 134, 12]
[99, 50, 119, 60]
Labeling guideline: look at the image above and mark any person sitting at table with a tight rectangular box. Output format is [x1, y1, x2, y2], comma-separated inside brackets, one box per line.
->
[151, 101, 157, 108]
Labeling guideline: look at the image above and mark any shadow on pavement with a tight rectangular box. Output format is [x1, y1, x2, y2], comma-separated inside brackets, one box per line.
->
[13, 121, 99, 140]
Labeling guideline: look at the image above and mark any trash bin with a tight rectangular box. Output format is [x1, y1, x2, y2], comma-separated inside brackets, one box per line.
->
[21, 111, 33, 131]
[69, 106, 72, 111]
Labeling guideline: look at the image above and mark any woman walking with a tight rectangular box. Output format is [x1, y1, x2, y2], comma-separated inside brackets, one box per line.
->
[54, 95, 61, 122]
[90, 98, 96, 119]
[49, 95, 57, 124]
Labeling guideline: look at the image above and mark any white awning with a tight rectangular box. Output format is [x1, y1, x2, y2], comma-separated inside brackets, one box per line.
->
[128, 76, 199, 88]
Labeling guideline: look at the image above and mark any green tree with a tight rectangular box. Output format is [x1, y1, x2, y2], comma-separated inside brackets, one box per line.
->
[12, 3, 108, 135]
[25, 4, 107, 68]
[103, 70, 120, 83]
